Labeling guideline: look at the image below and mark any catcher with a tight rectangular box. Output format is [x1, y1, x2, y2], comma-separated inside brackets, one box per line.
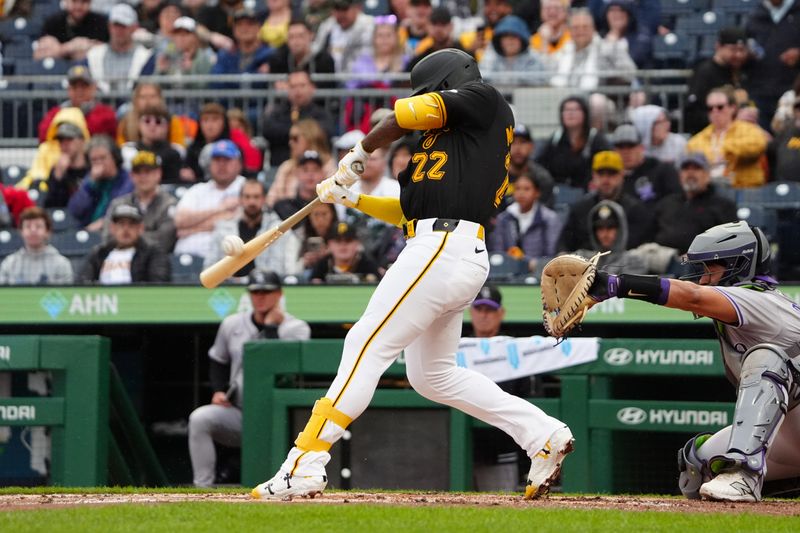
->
[542, 221, 800, 502]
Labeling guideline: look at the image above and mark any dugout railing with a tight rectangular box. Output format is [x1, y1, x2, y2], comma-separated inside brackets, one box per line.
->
[242, 338, 732, 493]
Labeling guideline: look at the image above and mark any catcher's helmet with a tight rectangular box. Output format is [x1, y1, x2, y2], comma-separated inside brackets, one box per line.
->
[682, 221, 771, 286]
[409, 48, 482, 96]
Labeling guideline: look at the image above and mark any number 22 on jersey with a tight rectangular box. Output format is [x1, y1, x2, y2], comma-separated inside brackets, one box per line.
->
[410, 151, 448, 182]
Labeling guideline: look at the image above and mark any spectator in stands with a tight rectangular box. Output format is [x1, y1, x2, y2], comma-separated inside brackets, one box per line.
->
[685, 27, 750, 135]
[771, 73, 800, 134]
[80, 203, 170, 283]
[530, 0, 571, 70]
[405, 6, 466, 71]
[117, 82, 188, 148]
[133, 0, 183, 50]
[332, 129, 366, 163]
[188, 268, 310, 488]
[155, 16, 216, 88]
[135, 0, 163, 34]
[536, 95, 610, 190]
[267, 119, 335, 208]
[686, 86, 767, 189]
[298, 202, 339, 275]
[596, 0, 652, 68]
[21, 108, 90, 193]
[261, 70, 336, 168]
[174, 140, 245, 256]
[629, 105, 686, 165]
[348, 14, 409, 88]
[35, 0, 109, 61]
[309, 221, 380, 283]
[259, 0, 293, 49]
[68, 135, 134, 231]
[105, 150, 177, 253]
[0, 207, 73, 284]
[459, 0, 514, 61]
[204, 180, 302, 277]
[398, 0, 431, 58]
[121, 104, 185, 184]
[210, 8, 273, 88]
[183, 103, 262, 181]
[84, 4, 155, 92]
[557, 150, 652, 252]
[37, 66, 117, 144]
[589, 93, 620, 133]
[267, 18, 335, 85]
[488, 173, 562, 271]
[388, 137, 415, 180]
[478, 15, 546, 86]
[312, 0, 375, 73]
[610, 123, 681, 205]
[41, 122, 89, 208]
[745, 0, 800, 131]
[0, 181, 34, 229]
[507, 124, 553, 207]
[274, 150, 328, 220]
[653, 152, 737, 255]
[552, 7, 635, 90]
[588, 0, 659, 36]
[570, 199, 648, 274]
[769, 96, 800, 182]
[0, 0, 31, 20]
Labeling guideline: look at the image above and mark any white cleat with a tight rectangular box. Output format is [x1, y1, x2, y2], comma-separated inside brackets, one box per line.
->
[250, 471, 328, 501]
[699, 470, 762, 503]
[525, 426, 575, 500]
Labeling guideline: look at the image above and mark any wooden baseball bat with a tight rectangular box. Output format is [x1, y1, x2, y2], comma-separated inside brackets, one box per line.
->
[199, 197, 321, 289]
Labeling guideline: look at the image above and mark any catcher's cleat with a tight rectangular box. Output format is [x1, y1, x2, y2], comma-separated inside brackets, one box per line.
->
[525, 426, 575, 500]
[699, 469, 762, 503]
[250, 471, 328, 501]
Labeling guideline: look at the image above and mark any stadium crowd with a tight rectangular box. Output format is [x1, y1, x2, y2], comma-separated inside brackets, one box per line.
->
[3, 0, 800, 284]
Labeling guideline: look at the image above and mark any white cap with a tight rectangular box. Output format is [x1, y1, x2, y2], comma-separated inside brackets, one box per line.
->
[333, 129, 366, 150]
[109, 3, 138, 27]
[173, 16, 197, 33]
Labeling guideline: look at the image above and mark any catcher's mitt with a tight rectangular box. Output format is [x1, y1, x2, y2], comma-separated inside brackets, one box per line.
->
[541, 252, 606, 339]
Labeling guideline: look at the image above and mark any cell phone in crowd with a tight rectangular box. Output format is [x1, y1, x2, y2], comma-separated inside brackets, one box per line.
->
[307, 236, 325, 252]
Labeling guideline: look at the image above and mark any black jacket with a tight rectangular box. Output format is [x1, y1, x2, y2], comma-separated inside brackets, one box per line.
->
[745, 3, 800, 100]
[260, 101, 336, 167]
[80, 239, 171, 283]
[622, 157, 682, 205]
[653, 187, 738, 254]
[685, 59, 747, 135]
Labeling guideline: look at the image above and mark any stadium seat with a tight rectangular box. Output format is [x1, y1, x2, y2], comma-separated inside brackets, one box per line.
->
[50, 229, 102, 257]
[652, 33, 694, 68]
[675, 12, 727, 37]
[662, 0, 710, 17]
[1, 164, 27, 186]
[736, 204, 778, 239]
[46, 208, 80, 233]
[0, 229, 23, 257]
[2, 36, 33, 59]
[697, 35, 717, 61]
[487, 253, 528, 282]
[171, 253, 204, 284]
[15, 58, 69, 90]
[711, 0, 758, 25]
[736, 181, 800, 209]
[553, 184, 585, 207]
[362, 0, 389, 16]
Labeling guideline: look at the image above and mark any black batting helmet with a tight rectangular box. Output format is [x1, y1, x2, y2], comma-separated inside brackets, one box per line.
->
[409, 48, 482, 96]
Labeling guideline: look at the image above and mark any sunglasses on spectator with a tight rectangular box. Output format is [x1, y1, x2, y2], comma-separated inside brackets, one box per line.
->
[140, 116, 167, 125]
[706, 104, 728, 112]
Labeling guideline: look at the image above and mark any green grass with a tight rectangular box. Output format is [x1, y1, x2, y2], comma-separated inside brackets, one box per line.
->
[0, 498, 796, 533]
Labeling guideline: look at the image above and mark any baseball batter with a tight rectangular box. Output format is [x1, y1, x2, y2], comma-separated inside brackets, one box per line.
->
[251, 49, 574, 500]
[587, 220, 800, 502]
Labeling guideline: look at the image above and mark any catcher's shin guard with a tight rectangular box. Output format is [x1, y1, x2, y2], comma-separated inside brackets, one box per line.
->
[677, 433, 713, 499]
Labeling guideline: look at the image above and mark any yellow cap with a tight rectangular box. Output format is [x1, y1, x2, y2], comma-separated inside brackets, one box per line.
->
[592, 150, 623, 172]
[131, 150, 161, 170]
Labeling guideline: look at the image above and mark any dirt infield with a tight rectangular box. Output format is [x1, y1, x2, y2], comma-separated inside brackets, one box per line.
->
[0, 492, 798, 515]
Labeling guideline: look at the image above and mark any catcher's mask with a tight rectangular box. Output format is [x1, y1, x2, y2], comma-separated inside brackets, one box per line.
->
[680, 221, 771, 286]
[409, 48, 482, 96]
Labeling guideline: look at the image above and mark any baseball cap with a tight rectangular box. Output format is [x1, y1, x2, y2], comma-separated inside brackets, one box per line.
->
[131, 150, 161, 170]
[232, 7, 259, 21]
[333, 130, 366, 150]
[210, 139, 241, 159]
[430, 6, 452, 25]
[678, 152, 710, 171]
[247, 269, 282, 292]
[326, 221, 357, 241]
[592, 202, 620, 229]
[592, 151, 623, 172]
[513, 123, 532, 140]
[55, 122, 83, 140]
[172, 16, 197, 33]
[472, 284, 502, 309]
[298, 149, 323, 166]
[67, 65, 93, 84]
[109, 3, 138, 26]
[611, 124, 641, 146]
[111, 204, 143, 223]
[718, 27, 746, 46]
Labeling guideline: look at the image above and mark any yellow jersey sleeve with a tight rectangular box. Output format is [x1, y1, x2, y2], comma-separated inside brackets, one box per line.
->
[355, 195, 407, 227]
[394, 93, 447, 131]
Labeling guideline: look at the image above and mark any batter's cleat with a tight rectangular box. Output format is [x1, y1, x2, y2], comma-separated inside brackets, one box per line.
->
[250, 471, 328, 501]
[699, 469, 762, 503]
[525, 426, 575, 500]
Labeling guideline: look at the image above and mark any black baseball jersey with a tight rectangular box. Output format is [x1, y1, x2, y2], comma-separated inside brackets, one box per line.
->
[398, 82, 514, 228]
